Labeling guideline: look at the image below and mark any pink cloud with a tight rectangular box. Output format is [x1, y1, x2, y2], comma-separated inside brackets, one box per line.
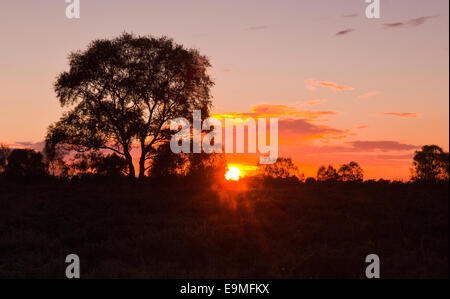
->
[380, 112, 420, 118]
[358, 91, 380, 99]
[213, 104, 338, 121]
[304, 99, 328, 106]
[279, 118, 347, 140]
[383, 16, 436, 28]
[336, 29, 354, 36]
[305, 79, 354, 91]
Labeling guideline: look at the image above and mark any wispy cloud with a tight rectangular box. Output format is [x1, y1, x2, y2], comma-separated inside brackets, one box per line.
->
[292, 140, 419, 155]
[279, 119, 347, 141]
[336, 28, 354, 36]
[304, 99, 328, 106]
[6, 141, 45, 151]
[346, 140, 419, 152]
[383, 16, 436, 29]
[380, 112, 420, 118]
[358, 91, 380, 99]
[305, 79, 354, 91]
[212, 104, 346, 143]
[213, 104, 338, 121]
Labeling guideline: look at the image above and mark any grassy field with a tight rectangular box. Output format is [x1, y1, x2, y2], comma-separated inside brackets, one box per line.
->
[0, 178, 448, 278]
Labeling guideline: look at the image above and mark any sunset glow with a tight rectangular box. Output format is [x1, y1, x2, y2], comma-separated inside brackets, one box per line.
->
[225, 167, 241, 181]
[0, 0, 448, 181]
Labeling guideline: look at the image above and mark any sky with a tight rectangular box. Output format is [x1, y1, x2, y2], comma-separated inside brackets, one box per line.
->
[0, 0, 448, 180]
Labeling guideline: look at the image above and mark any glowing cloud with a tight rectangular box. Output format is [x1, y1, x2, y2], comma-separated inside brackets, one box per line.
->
[304, 79, 354, 91]
[380, 112, 420, 118]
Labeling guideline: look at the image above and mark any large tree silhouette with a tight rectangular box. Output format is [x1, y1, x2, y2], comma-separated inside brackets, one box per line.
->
[46, 33, 213, 180]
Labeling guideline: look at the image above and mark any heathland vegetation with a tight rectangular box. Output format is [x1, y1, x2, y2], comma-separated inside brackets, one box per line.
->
[0, 33, 448, 278]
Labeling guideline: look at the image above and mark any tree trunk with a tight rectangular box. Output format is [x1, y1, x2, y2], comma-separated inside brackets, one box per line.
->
[138, 152, 146, 181]
[124, 151, 135, 180]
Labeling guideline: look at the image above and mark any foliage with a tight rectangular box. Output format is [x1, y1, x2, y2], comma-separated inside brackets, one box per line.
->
[317, 162, 364, 182]
[150, 140, 227, 182]
[337, 161, 364, 182]
[46, 33, 213, 179]
[5, 149, 48, 177]
[411, 145, 449, 182]
[258, 157, 304, 181]
[316, 165, 339, 182]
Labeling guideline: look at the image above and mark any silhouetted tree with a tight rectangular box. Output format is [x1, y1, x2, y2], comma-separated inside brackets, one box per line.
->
[338, 161, 364, 182]
[43, 142, 70, 177]
[0, 144, 10, 174]
[90, 153, 128, 177]
[6, 149, 47, 177]
[65, 152, 128, 178]
[188, 152, 228, 181]
[305, 177, 316, 184]
[411, 145, 449, 182]
[150, 141, 188, 178]
[258, 157, 304, 180]
[316, 165, 339, 182]
[46, 33, 213, 180]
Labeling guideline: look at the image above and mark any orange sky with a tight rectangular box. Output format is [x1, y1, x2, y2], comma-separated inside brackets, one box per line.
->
[0, 0, 448, 180]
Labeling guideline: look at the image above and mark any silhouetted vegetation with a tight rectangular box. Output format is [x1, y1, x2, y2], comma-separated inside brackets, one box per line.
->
[0, 144, 10, 174]
[0, 32, 447, 279]
[317, 165, 339, 182]
[0, 177, 447, 278]
[316, 161, 364, 182]
[45, 33, 213, 180]
[411, 145, 449, 182]
[4, 149, 47, 178]
[258, 157, 304, 181]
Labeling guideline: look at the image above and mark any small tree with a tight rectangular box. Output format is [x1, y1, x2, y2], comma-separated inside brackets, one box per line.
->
[0, 144, 10, 174]
[149, 141, 188, 178]
[338, 161, 364, 182]
[6, 149, 48, 177]
[411, 145, 449, 182]
[258, 157, 304, 180]
[188, 152, 228, 182]
[316, 165, 339, 182]
[90, 153, 128, 177]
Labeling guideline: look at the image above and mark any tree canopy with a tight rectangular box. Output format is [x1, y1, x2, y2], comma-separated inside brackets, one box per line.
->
[411, 145, 449, 182]
[258, 157, 304, 180]
[317, 162, 364, 182]
[46, 33, 213, 180]
[5, 149, 47, 178]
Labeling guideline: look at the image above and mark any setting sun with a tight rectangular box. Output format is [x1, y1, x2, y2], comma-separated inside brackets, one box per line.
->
[225, 167, 241, 181]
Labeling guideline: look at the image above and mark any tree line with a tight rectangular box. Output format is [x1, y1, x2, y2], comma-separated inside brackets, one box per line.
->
[0, 143, 448, 183]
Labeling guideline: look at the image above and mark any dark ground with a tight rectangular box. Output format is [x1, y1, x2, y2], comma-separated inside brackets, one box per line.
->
[0, 178, 448, 278]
